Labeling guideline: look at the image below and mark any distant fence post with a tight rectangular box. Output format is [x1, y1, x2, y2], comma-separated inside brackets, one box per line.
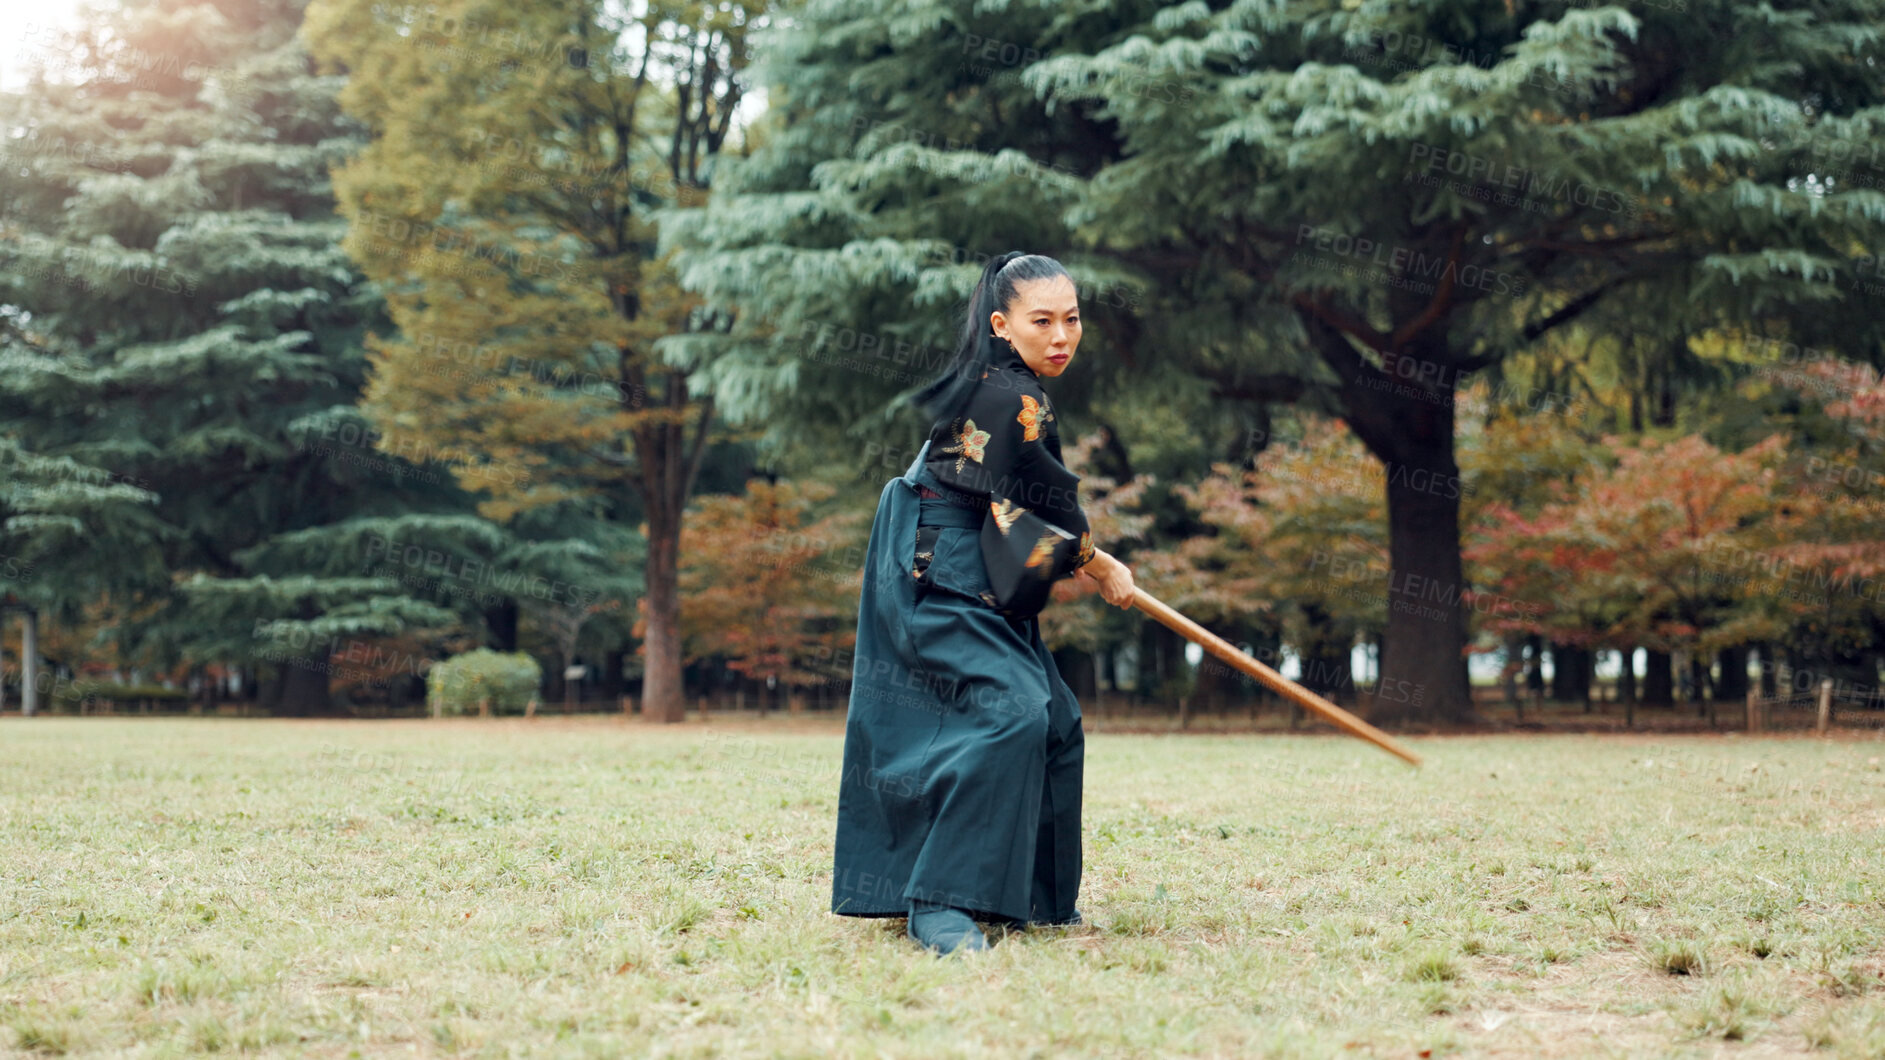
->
[1746, 688, 1760, 734]
[21, 609, 39, 717]
[1818, 678, 1833, 734]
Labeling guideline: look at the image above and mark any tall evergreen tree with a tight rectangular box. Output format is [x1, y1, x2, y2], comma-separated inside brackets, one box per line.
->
[0, 0, 520, 712]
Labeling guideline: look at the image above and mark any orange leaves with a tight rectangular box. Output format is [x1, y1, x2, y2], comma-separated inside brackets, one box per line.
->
[1465, 428, 1811, 655]
[676, 478, 866, 686]
[1153, 415, 1385, 645]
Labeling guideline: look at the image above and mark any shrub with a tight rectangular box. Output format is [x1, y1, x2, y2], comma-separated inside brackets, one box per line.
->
[427, 650, 540, 716]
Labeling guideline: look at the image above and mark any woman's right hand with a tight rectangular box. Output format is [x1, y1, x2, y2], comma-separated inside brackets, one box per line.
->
[1078, 548, 1136, 609]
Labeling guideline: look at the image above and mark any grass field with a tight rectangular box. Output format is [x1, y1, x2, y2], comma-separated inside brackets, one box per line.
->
[3, 718, 1883, 1058]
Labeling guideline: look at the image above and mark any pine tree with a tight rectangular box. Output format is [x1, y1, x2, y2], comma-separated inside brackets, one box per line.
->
[0, 0, 516, 713]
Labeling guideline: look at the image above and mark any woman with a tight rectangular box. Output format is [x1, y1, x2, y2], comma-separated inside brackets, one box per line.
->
[830, 251, 1136, 955]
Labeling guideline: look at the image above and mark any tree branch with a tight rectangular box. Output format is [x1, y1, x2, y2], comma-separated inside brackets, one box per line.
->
[1289, 293, 1392, 355]
[1390, 224, 1467, 351]
[1521, 279, 1623, 344]
[1195, 365, 1316, 404]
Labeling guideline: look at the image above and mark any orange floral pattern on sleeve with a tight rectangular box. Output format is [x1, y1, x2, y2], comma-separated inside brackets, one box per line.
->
[937, 416, 991, 474]
[1016, 394, 1043, 442]
[1024, 532, 1059, 571]
[1074, 530, 1095, 568]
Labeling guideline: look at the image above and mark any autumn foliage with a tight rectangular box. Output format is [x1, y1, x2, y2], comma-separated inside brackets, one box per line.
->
[671, 478, 865, 689]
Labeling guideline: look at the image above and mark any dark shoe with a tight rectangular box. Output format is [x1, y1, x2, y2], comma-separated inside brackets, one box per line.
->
[907, 900, 988, 955]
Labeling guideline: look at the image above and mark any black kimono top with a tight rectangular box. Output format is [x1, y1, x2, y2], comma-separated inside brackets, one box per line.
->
[920, 348, 1098, 575]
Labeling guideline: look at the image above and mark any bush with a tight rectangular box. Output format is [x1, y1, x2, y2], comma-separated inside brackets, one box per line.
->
[41, 681, 191, 712]
[427, 650, 541, 717]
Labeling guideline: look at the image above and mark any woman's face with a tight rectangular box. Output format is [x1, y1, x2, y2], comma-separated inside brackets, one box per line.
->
[990, 274, 1081, 379]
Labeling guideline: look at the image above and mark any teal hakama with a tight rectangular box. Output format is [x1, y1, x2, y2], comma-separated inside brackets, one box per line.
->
[829, 437, 1085, 924]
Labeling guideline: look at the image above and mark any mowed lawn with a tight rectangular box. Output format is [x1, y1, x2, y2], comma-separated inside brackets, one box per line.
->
[3, 719, 1884, 1058]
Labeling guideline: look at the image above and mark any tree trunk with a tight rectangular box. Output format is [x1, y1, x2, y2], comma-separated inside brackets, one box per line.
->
[1542, 643, 1590, 706]
[272, 658, 332, 716]
[641, 503, 686, 723]
[1618, 647, 1636, 705]
[1643, 649, 1674, 706]
[1549, 641, 1575, 702]
[1501, 633, 1523, 709]
[1524, 634, 1546, 694]
[1300, 644, 1354, 702]
[1813, 641, 1875, 694]
[1689, 654, 1710, 716]
[1189, 644, 1233, 705]
[629, 367, 715, 724]
[483, 601, 519, 651]
[1373, 460, 1472, 723]
[1756, 642, 1778, 698]
[1715, 645, 1749, 701]
[1299, 318, 1476, 724]
[600, 649, 625, 698]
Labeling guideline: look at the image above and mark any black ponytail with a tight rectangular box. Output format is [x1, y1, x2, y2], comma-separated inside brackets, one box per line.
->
[899, 250, 1071, 427]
